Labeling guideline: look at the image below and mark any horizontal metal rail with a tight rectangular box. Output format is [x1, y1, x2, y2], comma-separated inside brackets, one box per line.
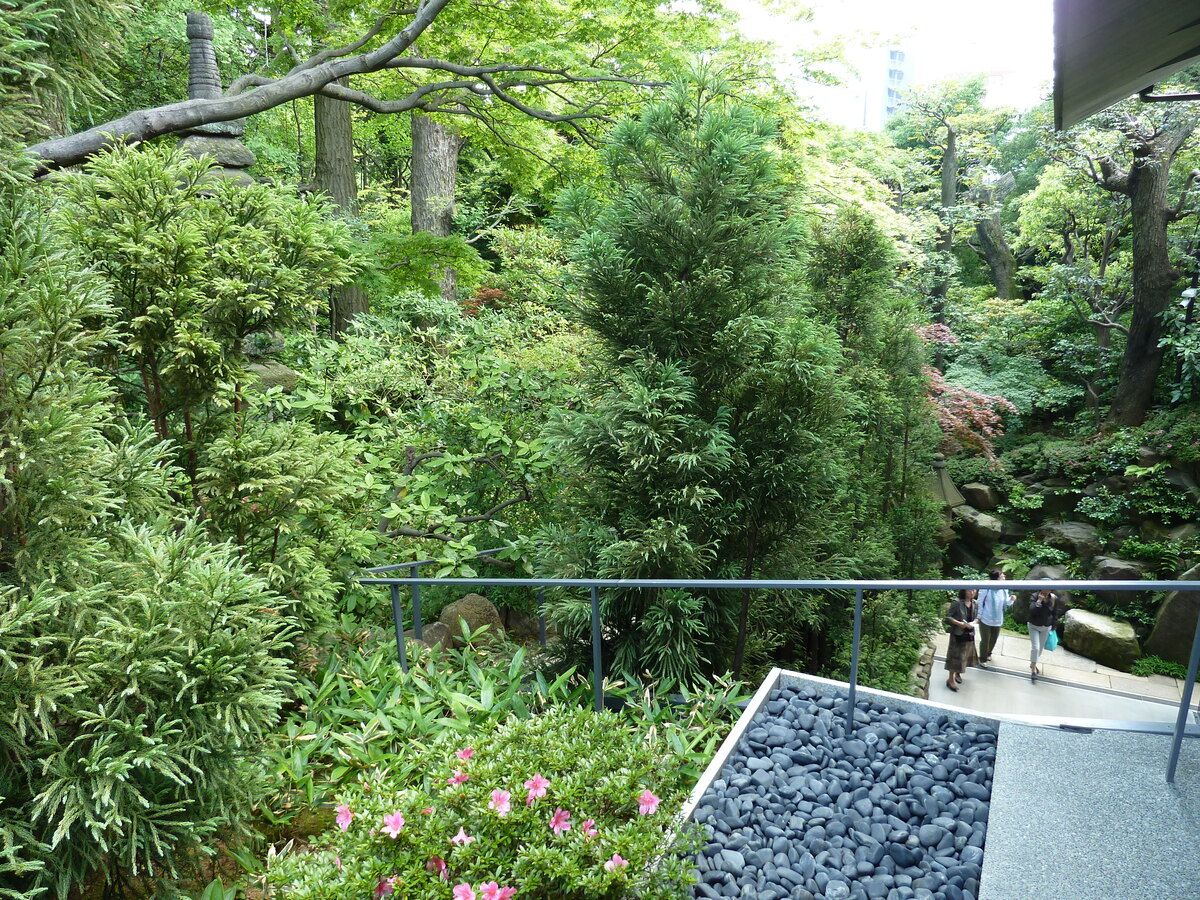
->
[360, 569, 1200, 784]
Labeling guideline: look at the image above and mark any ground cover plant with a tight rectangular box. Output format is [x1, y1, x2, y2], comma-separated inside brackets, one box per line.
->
[265, 707, 704, 899]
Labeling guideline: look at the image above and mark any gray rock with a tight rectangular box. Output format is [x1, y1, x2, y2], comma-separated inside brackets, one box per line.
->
[959, 483, 1002, 510]
[1090, 556, 1150, 605]
[947, 541, 988, 573]
[438, 593, 505, 645]
[1028, 480, 1082, 515]
[1035, 521, 1101, 561]
[1144, 563, 1200, 666]
[1163, 466, 1200, 503]
[1062, 608, 1140, 671]
[178, 134, 257, 168]
[404, 620, 451, 651]
[952, 504, 1003, 553]
[246, 360, 298, 391]
[1141, 521, 1199, 544]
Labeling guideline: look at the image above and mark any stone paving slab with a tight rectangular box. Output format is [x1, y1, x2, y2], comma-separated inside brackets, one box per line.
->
[980, 724, 1200, 900]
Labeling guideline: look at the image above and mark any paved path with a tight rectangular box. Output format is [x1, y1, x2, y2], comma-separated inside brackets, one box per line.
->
[927, 630, 1198, 723]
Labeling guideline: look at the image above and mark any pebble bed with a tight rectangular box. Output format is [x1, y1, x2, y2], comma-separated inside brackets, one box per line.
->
[690, 684, 997, 900]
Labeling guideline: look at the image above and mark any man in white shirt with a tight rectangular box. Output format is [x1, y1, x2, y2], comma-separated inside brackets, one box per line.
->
[976, 569, 1012, 667]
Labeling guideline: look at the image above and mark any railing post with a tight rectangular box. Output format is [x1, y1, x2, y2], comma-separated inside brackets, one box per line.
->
[590, 585, 603, 713]
[1166, 614, 1200, 783]
[389, 583, 408, 673]
[846, 587, 863, 729]
[537, 587, 547, 647]
[410, 563, 423, 640]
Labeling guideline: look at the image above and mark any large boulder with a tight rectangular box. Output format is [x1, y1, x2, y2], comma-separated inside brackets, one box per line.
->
[1144, 563, 1200, 666]
[405, 621, 453, 651]
[952, 504, 1003, 553]
[1163, 466, 1200, 503]
[1062, 608, 1140, 671]
[999, 519, 1028, 542]
[1141, 521, 1199, 544]
[1012, 564, 1071, 625]
[960, 482, 1002, 510]
[439, 593, 505, 645]
[1089, 556, 1151, 605]
[247, 360, 298, 391]
[178, 134, 257, 168]
[1029, 478, 1082, 515]
[947, 540, 987, 573]
[1035, 521, 1101, 561]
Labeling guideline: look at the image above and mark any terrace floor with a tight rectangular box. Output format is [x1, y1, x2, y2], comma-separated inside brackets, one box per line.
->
[979, 724, 1200, 900]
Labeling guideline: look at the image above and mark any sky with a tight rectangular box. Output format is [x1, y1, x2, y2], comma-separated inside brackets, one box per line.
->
[730, 0, 1056, 120]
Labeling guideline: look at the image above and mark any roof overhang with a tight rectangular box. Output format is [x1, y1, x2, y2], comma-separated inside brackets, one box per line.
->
[1054, 0, 1200, 130]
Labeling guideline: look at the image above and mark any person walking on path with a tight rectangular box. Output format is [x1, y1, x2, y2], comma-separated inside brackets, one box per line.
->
[976, 570, 1012, 667]
[945, 589, 979, 692]
[1028, 588, 1059, 683]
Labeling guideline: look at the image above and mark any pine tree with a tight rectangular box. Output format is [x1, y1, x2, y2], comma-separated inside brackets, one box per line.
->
[543, 74, 853, 681]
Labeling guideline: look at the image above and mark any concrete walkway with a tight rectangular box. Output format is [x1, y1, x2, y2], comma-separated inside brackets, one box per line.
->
[927, 630, 1198, 724]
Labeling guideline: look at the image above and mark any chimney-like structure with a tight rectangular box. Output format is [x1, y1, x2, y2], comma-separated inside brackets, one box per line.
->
[186, 12, 223, 100]
[177, 10, 256, 184]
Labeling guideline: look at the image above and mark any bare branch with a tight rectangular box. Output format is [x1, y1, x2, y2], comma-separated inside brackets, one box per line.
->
[286, 5, 416, 76]
[1168, 169, 1200, 222]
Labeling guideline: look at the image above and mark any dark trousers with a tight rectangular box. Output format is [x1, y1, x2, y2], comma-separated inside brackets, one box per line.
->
[978, 623, 1001, 662]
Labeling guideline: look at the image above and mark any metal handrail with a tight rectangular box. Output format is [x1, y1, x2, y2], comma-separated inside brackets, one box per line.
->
[359, 570, 1200, 783]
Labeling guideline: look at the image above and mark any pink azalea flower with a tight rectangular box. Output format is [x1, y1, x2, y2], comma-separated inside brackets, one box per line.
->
[374, 877, 395, 899]
[453, 885, 476, 900]
[448, 769, 470, 786]
[381, 810, 406, 839]
[426, 856, 448, 881]
[489, 789, 512, 817]
[524, 773, 550, 806]
[479, 882, 518, 900]
[451, 827, 475, 845]
[455, 747, 475, 761]
[637, 789, 660, 815]
[549, 807, 571, 835]
[421, 807, 434, 815]
[335, 804, 354, 832]
[605, 853, 628, 872]
[334, 856, 342, 871]
[581, 818, 598, 837]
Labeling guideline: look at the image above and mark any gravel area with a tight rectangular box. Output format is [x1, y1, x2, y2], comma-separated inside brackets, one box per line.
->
[690, 684, 998, 900]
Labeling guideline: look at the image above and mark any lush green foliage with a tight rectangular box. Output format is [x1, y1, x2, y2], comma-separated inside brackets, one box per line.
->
[544, 75, 938, 684]
[264, 637, 748, 821]
[0, 167, 296, 899]
[266, 707, 701, 900]
[1130, 655, 1189, 679]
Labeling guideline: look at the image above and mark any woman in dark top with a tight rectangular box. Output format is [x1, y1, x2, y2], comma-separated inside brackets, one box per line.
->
[1027, 588, 1059, 683]
[944, 588, 979, 692]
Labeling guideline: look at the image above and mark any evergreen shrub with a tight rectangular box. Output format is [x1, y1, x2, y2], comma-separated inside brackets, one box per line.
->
[0, 527, 296, 899]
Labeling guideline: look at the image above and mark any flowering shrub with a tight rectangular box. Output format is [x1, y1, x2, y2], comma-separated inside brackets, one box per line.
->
[925, 366, 1018, 458]
[265, 708, 700, 899]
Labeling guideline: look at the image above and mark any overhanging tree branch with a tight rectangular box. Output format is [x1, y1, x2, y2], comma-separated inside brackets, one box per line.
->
[26, 0, 453, 172]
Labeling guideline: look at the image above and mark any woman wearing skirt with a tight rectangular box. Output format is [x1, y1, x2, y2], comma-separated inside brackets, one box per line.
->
[945, 588, 979, 692]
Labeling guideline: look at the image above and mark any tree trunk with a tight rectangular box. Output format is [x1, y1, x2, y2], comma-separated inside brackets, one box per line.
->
[1106, 144, 1189, 426]
[411, 114, 464, 303]
[974, 213, 1018, 299]
[930, 124, 957, 370]
[315, 79, 368, 336]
